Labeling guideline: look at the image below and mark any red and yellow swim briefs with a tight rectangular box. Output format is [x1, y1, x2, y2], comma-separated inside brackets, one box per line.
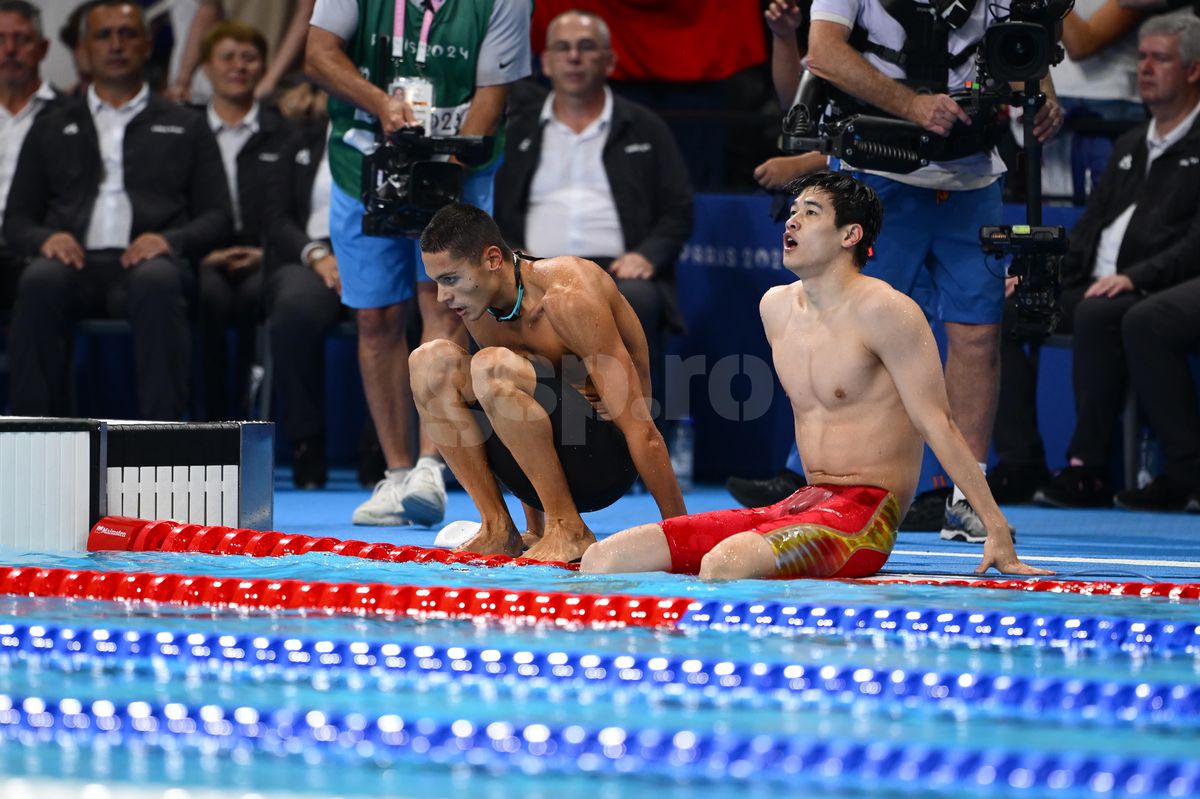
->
[660, 484, 900, 578]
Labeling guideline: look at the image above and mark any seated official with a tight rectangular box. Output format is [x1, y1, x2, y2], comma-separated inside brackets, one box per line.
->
[262, 103, 343, 489]
[0, 2, 61, 319]
[410, 203, 685, 564]
[195, 20, 294, 421]
[2, 1, 230, 420]
[990, 14, 1200, 508]
[494, 10, 693, 426]
[582, 173, 1050, 580]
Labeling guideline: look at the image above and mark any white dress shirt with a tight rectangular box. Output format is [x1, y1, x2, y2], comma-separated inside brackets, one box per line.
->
[0, 81, 57, 223]
[1092, 99, 1200, 279]
[209, 102, 261, 232]
[84, 83, 150, 250]
[524, 88, 625, 259]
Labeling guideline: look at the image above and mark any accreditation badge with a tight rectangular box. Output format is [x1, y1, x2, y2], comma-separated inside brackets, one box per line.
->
[387, 76, 435, 135]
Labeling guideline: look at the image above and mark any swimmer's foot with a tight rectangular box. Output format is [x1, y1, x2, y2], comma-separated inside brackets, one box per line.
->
[523, 521, 596, 563]
[457, 520, 523, 557]
[521, 529, 543, 550]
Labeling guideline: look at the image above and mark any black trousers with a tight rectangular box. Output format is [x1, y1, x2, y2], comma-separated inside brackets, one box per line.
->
[1122, 277, 1200, 487]
[199, 263, 263, 420]
[263, 262, 343, 445]
[8, 252, 193, 420]
[993, 281, 1142, 468]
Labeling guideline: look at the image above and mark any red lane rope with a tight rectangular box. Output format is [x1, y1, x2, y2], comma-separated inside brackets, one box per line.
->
[0, 565, 692, 627]
[88, 516, 577, 570]
[85, 518, 1200, 601]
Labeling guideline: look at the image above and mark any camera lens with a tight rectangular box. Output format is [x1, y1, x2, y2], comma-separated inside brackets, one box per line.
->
[984, 21, 1052, 81]
[1002, 30, 1041, 72]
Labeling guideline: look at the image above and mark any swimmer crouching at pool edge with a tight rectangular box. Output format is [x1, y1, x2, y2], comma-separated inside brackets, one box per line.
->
[582, 172, 1053, 580]
[410, 203, 686, 564]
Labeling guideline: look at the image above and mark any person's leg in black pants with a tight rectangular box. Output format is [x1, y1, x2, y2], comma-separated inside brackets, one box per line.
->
[991, 283, 1087, 502]
[265, 262, 342, 487]
[1067, 291, 1143, 466]
[112, 254, 194, 421]
[1119, 277, 1200, 509]
[8, 256, 92, 416]
[1035, 288, 1141, 507]
[199, 265, 234, 420]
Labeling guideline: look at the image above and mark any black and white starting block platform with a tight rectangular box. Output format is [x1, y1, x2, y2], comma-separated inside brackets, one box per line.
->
[0, 418, 273, 551]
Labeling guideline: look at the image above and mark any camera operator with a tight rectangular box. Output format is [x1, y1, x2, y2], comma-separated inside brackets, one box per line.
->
[304, 0, 531, 527]
[806, 0, 1064, 542]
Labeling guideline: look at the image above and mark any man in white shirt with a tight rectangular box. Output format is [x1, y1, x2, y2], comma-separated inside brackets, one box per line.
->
[990, 14, 1200, 509]
[194, 20, 293, 422]
[0, 1, 58, 317]
[3, 1, 231, 420]
[494, 10, 693, 431]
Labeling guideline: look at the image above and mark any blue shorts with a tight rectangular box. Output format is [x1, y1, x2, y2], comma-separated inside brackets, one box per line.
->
[330, 162, 500, 310]
[856, 174, 1005, 325]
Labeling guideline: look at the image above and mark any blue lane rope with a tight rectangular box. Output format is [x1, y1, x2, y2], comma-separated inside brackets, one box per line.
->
[2, 623, 1198, 731]
[1, 691, 1198, 796]
[677, 602, 1200, 655]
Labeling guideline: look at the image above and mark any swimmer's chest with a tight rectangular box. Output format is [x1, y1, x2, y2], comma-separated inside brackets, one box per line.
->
[468, 307, 577, 372]
[773, 314, 883, 409]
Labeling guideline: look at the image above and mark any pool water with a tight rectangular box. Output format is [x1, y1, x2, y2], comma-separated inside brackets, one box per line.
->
[0, 547, 1197, 798]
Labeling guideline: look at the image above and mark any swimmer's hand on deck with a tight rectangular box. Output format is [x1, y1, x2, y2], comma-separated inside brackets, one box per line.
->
[976, 526, 1055, 576]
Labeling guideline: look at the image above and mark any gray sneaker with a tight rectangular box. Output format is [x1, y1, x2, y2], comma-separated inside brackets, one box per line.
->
[399, 461, 447, 527]
[939, 497, 1016, 544]
[351, 473, 410, 526]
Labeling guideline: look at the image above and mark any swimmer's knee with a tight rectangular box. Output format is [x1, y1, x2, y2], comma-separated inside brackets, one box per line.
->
[410, 340, 469, 401]
[578, 542, 617, 573]
[470, 347, 531, 400]
[699, 533, 775, 581]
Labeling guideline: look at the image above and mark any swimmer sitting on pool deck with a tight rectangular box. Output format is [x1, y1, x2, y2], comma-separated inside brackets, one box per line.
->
[410, 203, 686, 563]
[582, 172, 1053, 579]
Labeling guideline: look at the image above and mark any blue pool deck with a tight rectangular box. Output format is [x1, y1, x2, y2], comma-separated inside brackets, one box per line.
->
[275, 474, 1200, 584]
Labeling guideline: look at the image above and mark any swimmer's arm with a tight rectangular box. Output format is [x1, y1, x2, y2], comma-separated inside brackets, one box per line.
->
[545, 289, 687, 520]
[862, 292, 1053, 577]
[759, 285, 792, 344]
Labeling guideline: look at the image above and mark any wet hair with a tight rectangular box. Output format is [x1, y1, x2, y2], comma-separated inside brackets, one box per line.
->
[0, 1, 42, 40]
[1140, 13, 1200, 65]
[420, 202, 512, 262]
[786, 171, 883, 267]
[201, 20, 268, 64]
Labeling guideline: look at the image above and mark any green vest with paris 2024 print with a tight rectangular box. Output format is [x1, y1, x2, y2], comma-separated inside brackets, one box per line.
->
[327, 0, 501, 196]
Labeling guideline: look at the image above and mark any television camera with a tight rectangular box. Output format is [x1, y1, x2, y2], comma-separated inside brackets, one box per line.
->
[361, 127, 494, 238]
[782, 0, 1073, 338]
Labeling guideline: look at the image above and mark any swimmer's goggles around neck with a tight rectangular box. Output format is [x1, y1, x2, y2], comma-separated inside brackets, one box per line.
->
[487, 251, 525, 322]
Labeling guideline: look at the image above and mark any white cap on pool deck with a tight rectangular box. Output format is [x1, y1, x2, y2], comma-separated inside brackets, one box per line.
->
[435, 520, 482, 548]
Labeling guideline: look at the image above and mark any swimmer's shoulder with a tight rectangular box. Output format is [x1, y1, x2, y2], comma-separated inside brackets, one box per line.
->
[850, 273, 924, 323]
[760, 282, 804, 332]
[534, 257, 615, 329]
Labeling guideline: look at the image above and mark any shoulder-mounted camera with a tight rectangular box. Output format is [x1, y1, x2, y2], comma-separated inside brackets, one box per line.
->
[361, 128, 494, 238]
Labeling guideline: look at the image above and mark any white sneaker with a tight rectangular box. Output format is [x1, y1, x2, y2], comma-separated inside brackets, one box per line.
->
[351, 474, 410, 526]
[400, 460, 447, 527]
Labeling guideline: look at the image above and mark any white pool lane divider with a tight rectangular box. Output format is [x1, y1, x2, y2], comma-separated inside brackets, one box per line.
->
[0, 418, 273, 551]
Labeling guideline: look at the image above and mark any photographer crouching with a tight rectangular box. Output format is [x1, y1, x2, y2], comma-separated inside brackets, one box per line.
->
[304, 0, 530, 527]
[805, 0, 1064, 540]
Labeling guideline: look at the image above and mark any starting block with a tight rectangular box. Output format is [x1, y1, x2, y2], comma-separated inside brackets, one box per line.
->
[0, 418, 273, 551]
